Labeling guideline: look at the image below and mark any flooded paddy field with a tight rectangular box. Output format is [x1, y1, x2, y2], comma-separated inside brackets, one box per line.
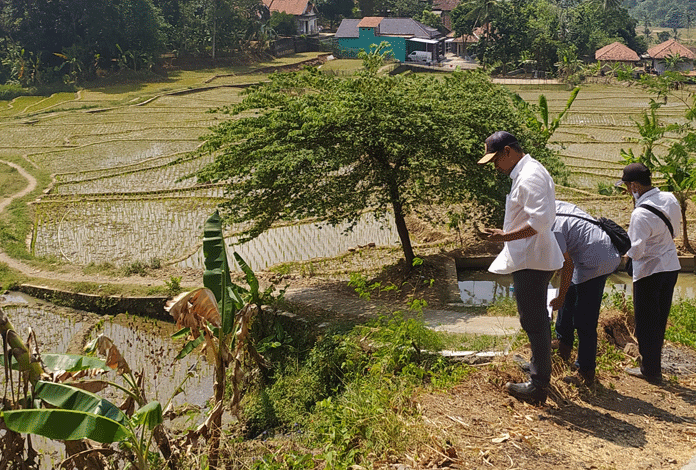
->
[1, 297, 213, 408]
[0, 295, 214, 468]
[18, 81, 693, 271]
[457, 270, 696, 307]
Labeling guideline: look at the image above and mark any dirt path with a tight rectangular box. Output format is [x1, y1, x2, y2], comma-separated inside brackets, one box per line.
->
[0, 160, 203, 288]
[0, 159, 36, 212]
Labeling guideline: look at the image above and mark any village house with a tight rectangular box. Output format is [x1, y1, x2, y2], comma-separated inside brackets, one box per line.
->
[646, 39, 696, 75]
[594, 41, 640, 69]
[446, 26, 486, 58]
[263, 0, 319, 36]
[431, 0, 458, 31]
[335, 17, 445, 63]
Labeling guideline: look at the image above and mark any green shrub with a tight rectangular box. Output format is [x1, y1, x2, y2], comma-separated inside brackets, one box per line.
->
[121, 260, 148, 276]
[666, 298, 696, 348]
[486, 296, 518, 316]
[0, 84, 29, 101]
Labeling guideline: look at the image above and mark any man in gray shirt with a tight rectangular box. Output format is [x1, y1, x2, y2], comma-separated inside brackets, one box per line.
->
[551, 200, 621, 385]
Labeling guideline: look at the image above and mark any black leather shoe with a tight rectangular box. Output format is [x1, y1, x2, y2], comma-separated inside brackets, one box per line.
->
[505, 381, 547, 404]
[625, 367, 662, 384]
[563, 369, 595, 386]
[557, 342, 572, 361]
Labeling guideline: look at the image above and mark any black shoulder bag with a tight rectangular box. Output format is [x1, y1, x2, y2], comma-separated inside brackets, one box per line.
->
[625, 204, 675, 276]
[555, 213, 631, 256]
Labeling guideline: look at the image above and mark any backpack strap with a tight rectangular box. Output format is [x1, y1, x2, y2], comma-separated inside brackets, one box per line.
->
[555, 212, 600, 226]
[636, 204, 674, 238]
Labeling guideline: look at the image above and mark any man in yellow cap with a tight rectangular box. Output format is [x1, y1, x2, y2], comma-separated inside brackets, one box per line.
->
[477, 131, 564, 404]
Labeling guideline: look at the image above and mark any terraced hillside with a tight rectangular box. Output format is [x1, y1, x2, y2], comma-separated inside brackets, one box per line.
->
[515, 83, 693, 231]
[3, 68, 693, 272]
[0, 55, 401, 271]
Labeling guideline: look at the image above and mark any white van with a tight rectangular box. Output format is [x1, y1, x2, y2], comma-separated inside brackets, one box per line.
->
[407, 51, 432, 64]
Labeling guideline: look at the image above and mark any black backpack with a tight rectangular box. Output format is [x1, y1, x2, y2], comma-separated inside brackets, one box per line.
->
[556, 213, 631, 256]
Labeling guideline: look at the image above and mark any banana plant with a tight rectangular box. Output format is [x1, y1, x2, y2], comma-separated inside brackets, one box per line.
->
[2, 380, 162, 470]
[512, 86, 580, 146]
[167, 210, 273, 469]
[1, 306, 182, 469]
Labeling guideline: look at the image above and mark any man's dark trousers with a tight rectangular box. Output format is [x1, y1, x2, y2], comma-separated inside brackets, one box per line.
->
[555, 274, 609, 373]
[633, 270, 679, 377]
[512, 269, 555, 387]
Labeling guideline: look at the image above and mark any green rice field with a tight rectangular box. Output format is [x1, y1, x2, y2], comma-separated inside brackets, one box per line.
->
[2, 58, 693, 271]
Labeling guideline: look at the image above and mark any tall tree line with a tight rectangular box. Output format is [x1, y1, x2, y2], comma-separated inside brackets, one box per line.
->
[624, 0, 696, 30]
[450, 0, 643, 74]
[0, 0, 271, 85]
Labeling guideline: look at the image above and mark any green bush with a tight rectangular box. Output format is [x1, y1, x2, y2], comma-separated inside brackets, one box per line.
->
[121, 260, 148, 276]
[0, 84, 27, 101]
[666, 298, 696, 348]
[242, 311, 460, 466]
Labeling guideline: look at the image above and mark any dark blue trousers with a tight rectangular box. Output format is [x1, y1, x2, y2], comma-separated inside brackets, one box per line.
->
[555, 274, 609, 373]
[633, 270, 679, 377]
[512, 269, 555, 387]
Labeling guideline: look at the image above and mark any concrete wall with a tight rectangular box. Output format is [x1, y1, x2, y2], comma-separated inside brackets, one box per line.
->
[18, 284, 170, 320]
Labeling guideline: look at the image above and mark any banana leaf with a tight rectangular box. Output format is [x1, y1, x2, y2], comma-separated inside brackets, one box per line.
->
[175, 332, 205, 360]
[34, 381, 128, 425]
[234, 252, 259, 304]
[0, 354, 19, 370]
[131, 401, 163, 430]
[172, 327, 191, 340]
[42, 354, 110, 373]
[203, 210, 235, 335]
[2, 409, 129, 443]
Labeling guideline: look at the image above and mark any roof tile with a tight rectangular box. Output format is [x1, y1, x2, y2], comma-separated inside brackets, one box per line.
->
[647, 39, 696, 60]
[358, 17, 384, 28]
[265, 0, 313, 16]
[595, 42, 640, 62]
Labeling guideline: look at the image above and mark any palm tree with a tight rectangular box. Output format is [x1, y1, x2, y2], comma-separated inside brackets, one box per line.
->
[687, 12, 694, 37]
[459, 0, 505, 70]
[462, 0, 503, 28]
[641, 11, 651, 38]
[672, 27, 681, 40]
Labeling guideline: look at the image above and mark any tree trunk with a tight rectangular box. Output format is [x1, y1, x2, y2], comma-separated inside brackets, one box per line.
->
[391, 199, 415, 268]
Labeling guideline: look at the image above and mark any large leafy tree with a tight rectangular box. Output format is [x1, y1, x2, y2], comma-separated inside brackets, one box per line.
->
[0, 0, 163, 71]
[315, 0, 354, 30]
[190, 44, 563, 267]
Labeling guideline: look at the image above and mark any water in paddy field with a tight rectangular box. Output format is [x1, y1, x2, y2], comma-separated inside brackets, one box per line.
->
[0, 297, 215, 469]
[457, 270, 696, 307]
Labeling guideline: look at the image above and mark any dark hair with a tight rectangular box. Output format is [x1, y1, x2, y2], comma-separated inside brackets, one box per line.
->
[509, 142, 523, 154]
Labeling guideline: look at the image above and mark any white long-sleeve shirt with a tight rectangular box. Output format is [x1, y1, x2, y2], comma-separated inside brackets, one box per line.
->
[488, 154, 564, 274]
[627, 187, 680, 281]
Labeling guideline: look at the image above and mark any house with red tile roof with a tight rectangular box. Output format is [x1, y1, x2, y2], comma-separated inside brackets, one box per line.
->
[432, 0, 458, 31]
[595, 42, 640, 65]
[646, 39, 696, 75]
[446, 25, 486, 58]
[263, 0, 318, 35]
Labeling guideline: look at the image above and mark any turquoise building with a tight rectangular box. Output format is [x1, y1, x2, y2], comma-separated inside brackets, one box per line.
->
[335, 17, 445, 63]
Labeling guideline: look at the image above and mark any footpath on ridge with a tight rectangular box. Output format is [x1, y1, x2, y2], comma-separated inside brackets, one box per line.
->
[284, 285, 521, 336]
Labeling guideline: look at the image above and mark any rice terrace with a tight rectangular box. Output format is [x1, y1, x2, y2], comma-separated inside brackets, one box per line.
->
[2, 52, 696, 469]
